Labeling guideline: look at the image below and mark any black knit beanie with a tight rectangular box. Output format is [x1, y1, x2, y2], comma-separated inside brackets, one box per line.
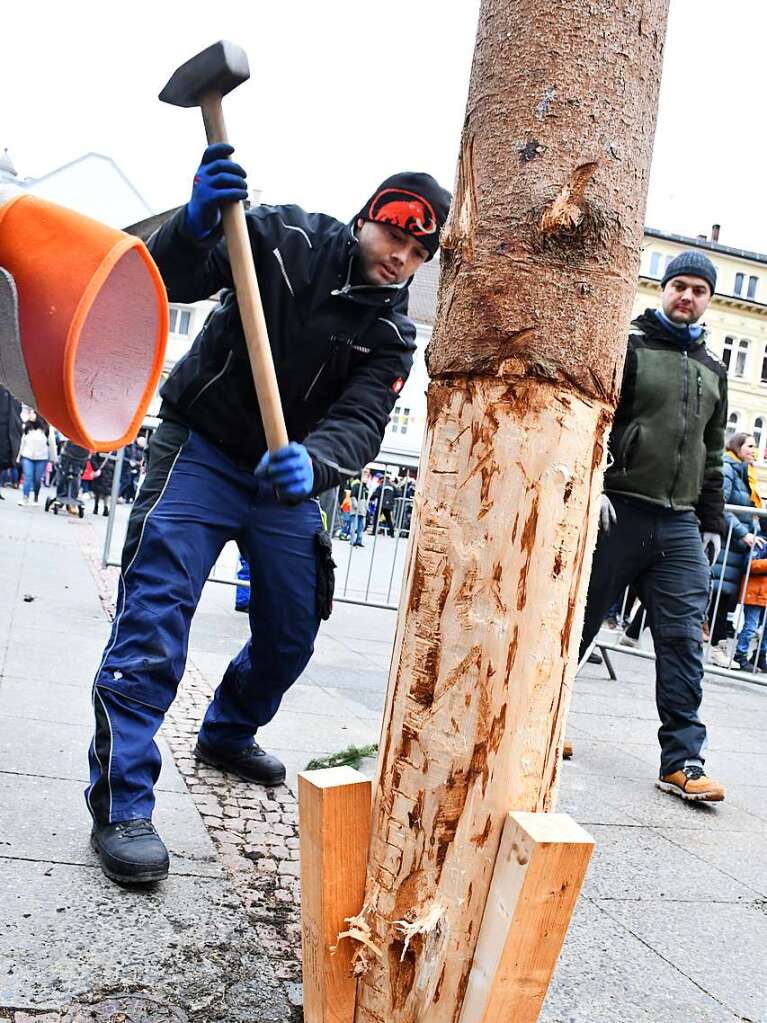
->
[357, 172, 451, 260]
[661, 250, 717, 296]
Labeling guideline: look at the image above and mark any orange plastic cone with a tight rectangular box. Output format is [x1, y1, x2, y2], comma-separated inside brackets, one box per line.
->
[0, 193, 168, 451]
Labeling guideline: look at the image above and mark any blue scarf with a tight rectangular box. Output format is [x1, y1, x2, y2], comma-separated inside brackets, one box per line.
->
[653, 307, 703, 343]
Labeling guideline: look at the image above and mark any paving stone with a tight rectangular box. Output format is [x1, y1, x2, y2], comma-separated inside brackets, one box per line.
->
[599, 899, 767, 1022]
[540, 898, 740, 1023]
[0, 860, 288, 1018]
[0, 774, 220, 877]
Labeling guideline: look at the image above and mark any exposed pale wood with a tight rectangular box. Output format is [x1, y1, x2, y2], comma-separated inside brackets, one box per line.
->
[298, 767, 372, 1023]
[352, 1, 669, 1020]
[458, 812, 594, 1023]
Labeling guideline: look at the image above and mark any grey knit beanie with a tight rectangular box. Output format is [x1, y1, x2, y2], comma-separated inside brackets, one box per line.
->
[661, 250, 717, 295]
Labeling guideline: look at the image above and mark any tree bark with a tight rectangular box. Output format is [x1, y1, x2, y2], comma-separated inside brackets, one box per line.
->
[351, 3, 669, 1022]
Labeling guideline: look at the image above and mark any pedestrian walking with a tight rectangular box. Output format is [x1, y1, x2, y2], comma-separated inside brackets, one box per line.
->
[709, 432, 766, 669]
[90, 451, 116, 516]
[85, 143, 450, 884]
[578, 250, 728, 803]
[17, 412, 56, 506]
[0, 385, 22, 501]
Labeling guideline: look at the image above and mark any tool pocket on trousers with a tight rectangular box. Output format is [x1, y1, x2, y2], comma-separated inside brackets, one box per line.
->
[314, 528, 336, 620]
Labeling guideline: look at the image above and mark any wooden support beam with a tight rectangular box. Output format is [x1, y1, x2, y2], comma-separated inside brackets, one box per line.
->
[298, 767, 372, 1023]
[458, 812, 594, 1023]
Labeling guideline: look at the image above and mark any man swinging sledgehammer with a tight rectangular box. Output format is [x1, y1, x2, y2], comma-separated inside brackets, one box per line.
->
[85, 47, 450, 885]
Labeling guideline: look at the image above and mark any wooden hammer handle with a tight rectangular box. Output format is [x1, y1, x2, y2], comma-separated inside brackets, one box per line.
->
[200, 92, 289, 452]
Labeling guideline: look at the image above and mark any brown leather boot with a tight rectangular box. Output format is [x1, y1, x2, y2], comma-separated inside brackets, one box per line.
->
[656, 765, 725, 802]
[562, 740, 574, 760]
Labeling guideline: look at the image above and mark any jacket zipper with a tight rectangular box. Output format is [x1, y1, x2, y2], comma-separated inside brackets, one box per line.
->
[696, 370, 702, 416]
[669, 350, 689, 506]
[187, 351, 233, 407]
[304, 361, 327, 401]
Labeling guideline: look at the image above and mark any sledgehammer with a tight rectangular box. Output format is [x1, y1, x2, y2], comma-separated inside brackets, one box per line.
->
[159, 41, 289, 451]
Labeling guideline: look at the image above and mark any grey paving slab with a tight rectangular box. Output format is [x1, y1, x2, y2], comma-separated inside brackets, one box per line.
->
[3, 626, 110, 683]
[655, 825, 767, 897]
[0, 774, 220, 878]
[0, 675, 91, 726]
[558, 763, 767, 834]
[725, 782, 767, 825]
[0, 718, 186, 794]
[302, 662, 389, 692]
[0, 859, 289, 1019]
[257, 706, 379, 753]
[319, 684, 387, 718]
[540, 898, 740, 1023]
[567, 709, 661, 747]
[581, 824, 756, 903]
[556, 737, 661, 780]
[599, 899, 767, 1023]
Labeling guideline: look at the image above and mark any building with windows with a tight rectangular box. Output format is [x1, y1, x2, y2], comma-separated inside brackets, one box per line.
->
[638, 227, 767, 488]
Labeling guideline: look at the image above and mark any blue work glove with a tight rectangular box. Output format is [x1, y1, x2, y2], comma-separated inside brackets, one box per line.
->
[185, 142, 248, 239]
[256, 442, 314, 503]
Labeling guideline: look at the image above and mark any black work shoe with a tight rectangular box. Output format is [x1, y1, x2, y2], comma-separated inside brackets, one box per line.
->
[91, 818, 169, 884]
[194, 738, 286, 785]
[587, 649, 603, 665]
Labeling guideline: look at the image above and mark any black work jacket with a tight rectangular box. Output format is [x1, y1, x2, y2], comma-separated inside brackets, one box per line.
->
[148, 204, 416, 495]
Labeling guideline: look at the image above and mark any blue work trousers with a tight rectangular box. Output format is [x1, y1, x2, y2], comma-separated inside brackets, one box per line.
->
[86, 423, 322, 823]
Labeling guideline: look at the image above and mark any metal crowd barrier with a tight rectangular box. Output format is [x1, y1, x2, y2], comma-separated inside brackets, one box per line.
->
[101, 447, 414, 611]
[103, 453, 767, 671]
[589, 503, 767, 689]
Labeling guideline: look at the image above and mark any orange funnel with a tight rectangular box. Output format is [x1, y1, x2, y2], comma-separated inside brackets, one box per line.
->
[0, 193, 168, 451]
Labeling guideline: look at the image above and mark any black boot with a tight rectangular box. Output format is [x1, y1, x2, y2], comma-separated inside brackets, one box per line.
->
[91, 818, 169, 884]
[194, 737, 286, 785]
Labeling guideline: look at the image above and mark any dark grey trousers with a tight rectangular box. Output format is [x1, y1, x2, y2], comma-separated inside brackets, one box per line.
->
[579, 496, 710, 775]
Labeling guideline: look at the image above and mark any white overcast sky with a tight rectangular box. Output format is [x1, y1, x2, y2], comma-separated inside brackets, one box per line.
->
[1, 1, 764, 249]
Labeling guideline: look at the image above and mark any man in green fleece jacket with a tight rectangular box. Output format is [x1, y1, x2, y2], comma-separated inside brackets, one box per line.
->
[578, 250, 727, 803]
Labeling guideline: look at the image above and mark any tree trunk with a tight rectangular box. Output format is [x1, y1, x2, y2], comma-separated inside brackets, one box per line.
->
[351, 2, 669, 1021]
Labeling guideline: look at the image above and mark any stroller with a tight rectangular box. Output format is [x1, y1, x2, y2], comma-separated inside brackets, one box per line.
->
[45, 442, 89, 517]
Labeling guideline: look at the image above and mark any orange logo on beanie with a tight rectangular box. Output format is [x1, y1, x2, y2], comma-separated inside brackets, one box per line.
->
[369, 188, 437, 238]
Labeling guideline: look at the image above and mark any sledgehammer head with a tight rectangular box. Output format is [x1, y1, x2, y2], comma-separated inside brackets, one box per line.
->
[159, 40, 249, 107]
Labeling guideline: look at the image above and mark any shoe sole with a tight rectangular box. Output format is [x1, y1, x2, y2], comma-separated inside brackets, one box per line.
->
[90, 835, 169, 884]
[194, 747, 286, 786]
[655, 780, 725, 802]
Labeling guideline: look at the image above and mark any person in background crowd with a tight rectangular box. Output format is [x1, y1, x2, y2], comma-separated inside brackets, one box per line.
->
[578, 250, 727, 803]
[337, 486, 353, 540]
[90, 451, 116, 517]
[710, 432, 766, 669]
[377, 472, 397, 536]
[734, 545, 767, 673]
[17, 412, 56, 506]
[349, 472, 369, 547]
[235, 548, 250, 614]
[0, 385, 22, 500]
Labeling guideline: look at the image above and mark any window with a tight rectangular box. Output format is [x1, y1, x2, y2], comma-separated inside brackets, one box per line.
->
[748, 275, 759, 300]
[169, 307, 192, 335]
[389, 404, 410, 436]
[754, 417, 764, 456]
[722, 336, 735, 371]
[761, 344, 767, 384]
[649, 251, 663, 277]
[734, 338, 750, 378]
[734, 273, 744, 296]
[726, 411, 740, 441]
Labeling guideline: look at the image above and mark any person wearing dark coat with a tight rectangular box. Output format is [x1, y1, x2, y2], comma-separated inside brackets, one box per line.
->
[90, 451, 116, 516]
[84, 145, 451, 886]
[0, 385, 22, 498]
[710, 433, 766, 665]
